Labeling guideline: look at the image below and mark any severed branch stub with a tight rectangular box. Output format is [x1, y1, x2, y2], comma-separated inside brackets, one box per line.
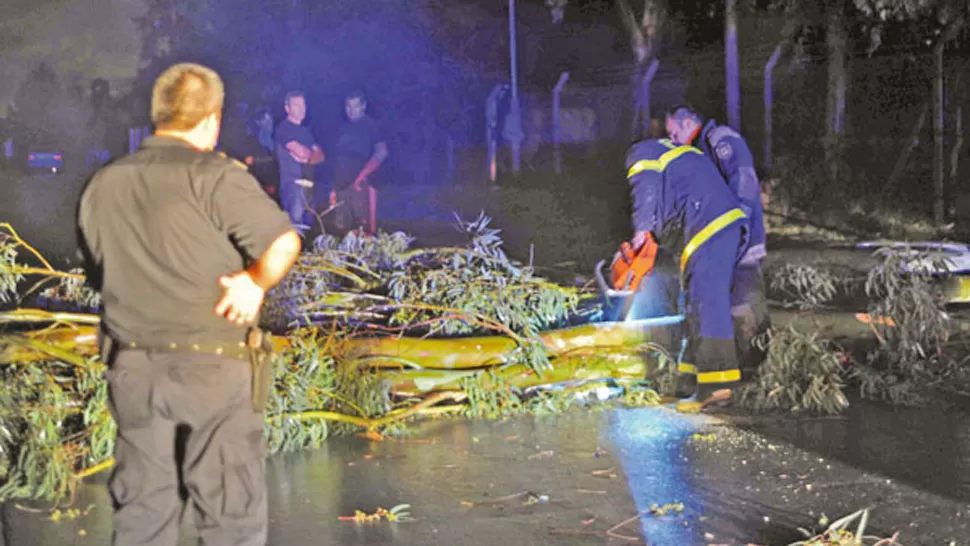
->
[460, 490, 549, 508]
[549, 503, 685, 543]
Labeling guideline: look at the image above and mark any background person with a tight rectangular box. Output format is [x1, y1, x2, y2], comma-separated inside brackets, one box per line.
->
[330, 89, 388, 235]
[275, 90, 325, 236]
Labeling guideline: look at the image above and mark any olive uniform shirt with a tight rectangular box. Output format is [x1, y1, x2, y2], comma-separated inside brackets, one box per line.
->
[77, 135, 293, 347]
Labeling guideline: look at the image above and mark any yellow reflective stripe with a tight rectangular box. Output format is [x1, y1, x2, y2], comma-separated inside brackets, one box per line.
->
[658, 138, 677, 149]
[679, 208, 747, 273]
[627, 145, 702, 178]
[677, 363, 698, 375]
[697, 369, 741, 384]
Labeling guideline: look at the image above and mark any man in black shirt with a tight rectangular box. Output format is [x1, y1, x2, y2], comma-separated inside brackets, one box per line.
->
[275, 91, 325, 237]
[330, 89, 388, 235]
[77, 63, 301, 546]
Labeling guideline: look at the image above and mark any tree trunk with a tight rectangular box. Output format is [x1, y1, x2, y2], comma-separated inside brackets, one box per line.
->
[931, 18, 966, 226]
[824, 0, 848, 182]
[725, 0, 741, 130]
[2, 318, 682, 371]
[618, 0, 665, 139]
[950, 105, 963, 197]
[885, 106, 928, 193]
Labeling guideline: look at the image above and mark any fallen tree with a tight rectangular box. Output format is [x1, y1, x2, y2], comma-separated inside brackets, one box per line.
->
[0, 217, 678, 505]
[4, 213, 959, 506]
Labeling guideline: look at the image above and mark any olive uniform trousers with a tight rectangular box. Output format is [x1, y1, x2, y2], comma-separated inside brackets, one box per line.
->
[105, 349, 267, 546]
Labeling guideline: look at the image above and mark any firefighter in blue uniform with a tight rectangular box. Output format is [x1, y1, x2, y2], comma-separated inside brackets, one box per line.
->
[625, 138, 748, 409]
[665, 105, 769, 378]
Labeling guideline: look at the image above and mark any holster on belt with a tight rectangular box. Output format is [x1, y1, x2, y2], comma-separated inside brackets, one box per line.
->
[246, 327, 277, 412]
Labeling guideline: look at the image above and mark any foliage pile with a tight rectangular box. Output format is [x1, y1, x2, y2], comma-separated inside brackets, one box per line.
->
[746, 245, 970, 414]
[0, 217, 670, 505]
[738, 326, 850, 414]
[854, 247, 969, 405]
[743, 259, 856, 415]
[789, 508, 901, 546]
[767, 263, 843, 310]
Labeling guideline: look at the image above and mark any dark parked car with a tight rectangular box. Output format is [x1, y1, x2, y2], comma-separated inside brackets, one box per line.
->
[27, 151, 65, 174]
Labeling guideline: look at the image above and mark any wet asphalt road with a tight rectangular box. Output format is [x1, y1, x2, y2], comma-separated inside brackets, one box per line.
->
[7, 168, 970, 544]
[6, 404, 970, 545]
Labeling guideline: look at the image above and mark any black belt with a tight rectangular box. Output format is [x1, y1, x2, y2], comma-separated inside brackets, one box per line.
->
[116, 339, 250, 360]
[105, 329, 277, 411]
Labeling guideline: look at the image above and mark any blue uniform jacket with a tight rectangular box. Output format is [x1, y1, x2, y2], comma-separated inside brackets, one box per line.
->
[625, 139, 746, 263]
[696, 120, 767, 264]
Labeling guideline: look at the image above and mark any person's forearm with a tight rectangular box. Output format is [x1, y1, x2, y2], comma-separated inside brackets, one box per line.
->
[246, 230, 302, 290]
[356, 143, 388, 181]
[309, 147, 325, 165]
[633, 230, 650, 249]
[357, 156, 385, 180]
[286, 142, 312, 163]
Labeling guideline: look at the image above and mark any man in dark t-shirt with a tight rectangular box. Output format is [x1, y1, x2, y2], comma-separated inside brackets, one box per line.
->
[275, 91, 325, 236]
[330, 90, 388, 235]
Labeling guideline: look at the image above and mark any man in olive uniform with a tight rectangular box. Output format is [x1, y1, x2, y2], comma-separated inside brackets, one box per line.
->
[77, 63, 301, 546]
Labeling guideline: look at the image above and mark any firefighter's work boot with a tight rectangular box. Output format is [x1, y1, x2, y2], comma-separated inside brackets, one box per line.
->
[675, 384, 733, 414]
[672, 373, 697, 399]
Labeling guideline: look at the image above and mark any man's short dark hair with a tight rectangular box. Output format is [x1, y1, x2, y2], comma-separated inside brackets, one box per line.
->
[666, 104, 703, 124]
[284, 90, 305, 105]
[151, 63, 224, 131]
[346, 89, 367, 103]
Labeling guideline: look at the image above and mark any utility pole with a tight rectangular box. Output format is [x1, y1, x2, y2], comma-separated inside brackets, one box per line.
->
[506, 0, 524, 173]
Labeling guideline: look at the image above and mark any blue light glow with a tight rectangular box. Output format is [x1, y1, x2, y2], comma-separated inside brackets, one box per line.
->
[604, 407, 705, 543]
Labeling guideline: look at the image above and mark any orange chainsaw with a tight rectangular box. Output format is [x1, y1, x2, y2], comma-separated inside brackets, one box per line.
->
[594, 233, 660, 321]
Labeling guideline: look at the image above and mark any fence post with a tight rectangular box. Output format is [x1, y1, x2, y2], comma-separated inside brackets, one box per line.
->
[725, 0, 741, 130]
[128, 126, 149, 154]
[763, 43, 784, 173]
[934, 41, 945, 226]
[446, 135, 456, 185]
[507, 0, 523, 174]
[485, 84, 506, 183]
[641, 59, 660, 138]
[552, 72, 570, 175]
[950, 105, 963, 192]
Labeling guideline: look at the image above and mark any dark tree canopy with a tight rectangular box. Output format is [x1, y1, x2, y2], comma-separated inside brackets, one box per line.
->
[10, 63, 94, 152]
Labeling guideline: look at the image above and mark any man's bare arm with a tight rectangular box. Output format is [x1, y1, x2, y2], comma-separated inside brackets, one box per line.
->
[285, 141, 311, 163]
[214, 230, 301, 325]
[247, 230, 302, 290]
[355, 141, 389, 183]
[308, 144, 325, 164]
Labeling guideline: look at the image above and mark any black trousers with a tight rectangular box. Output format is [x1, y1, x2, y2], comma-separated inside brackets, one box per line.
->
[730, 264, 771, 376]
[332, 183, 371, 234]
[105, 349, 267, 546]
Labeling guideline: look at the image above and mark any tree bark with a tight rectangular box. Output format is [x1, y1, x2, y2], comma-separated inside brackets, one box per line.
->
[885, 106, 927, 193]
[950, 105, 963, 194]
[933, 18, 965, 226]
[824, 0, 848, 182]
[618, 0, 665, 139]
[2, 319, 681, 371]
